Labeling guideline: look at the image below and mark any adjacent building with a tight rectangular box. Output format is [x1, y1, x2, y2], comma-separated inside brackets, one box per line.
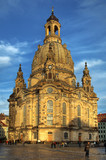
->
[8, 10, 99, 143]
[0, 113, 9, 126]
[0, 113, 9, 141]
[98, 113, 106, 142]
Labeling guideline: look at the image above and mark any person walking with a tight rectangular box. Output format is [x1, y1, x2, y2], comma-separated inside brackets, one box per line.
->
[78, 141, 81, 147]
[84, 142, 90, 157]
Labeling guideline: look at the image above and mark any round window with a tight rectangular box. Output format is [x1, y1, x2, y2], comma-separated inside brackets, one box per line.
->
[47, 88, 53, 93]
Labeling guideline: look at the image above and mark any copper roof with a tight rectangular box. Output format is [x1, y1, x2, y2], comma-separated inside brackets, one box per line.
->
[47, 11, 59, 22]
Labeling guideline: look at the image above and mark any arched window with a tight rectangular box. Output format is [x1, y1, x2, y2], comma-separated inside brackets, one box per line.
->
[77, 105, 81, 127]
[63, 102, 66, 114]
[47, 100, 53, 125]
[47, 114, 53, 125]
[87, 108, 89, 118]
[54, 25, 58, 35]
[47, 100, 53, 113]
[77, 105, 81, 116]
[87, 108, 89, 126]
[17, 88, 19, 93]
[64, 132, 68, 139]
[33, 132, 37, 139]
[23, 106, 26, 125]
[47, 25, 51, 35]
[48, 132, 52, 134]
[35, 103, 38, 126]
[78, 118, 81, 127]
[63, 116, 66, 126]
[87, 87, 89, 92]
[67, 57, 69, 64]
[48, 72, 52, 79]
[35, 103, 38, 114]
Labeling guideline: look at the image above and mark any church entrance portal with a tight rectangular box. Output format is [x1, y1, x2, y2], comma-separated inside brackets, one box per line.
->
[48, 132, 53, 141]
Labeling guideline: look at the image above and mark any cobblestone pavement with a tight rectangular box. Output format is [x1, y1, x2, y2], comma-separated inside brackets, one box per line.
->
[0, 144, 106, 160]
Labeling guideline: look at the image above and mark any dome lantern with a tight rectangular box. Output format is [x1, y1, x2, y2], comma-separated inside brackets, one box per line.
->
[44, 8, 61, 44]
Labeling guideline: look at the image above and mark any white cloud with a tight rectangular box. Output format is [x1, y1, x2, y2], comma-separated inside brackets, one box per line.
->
[0, 43, 19, 54]
[0, 81, 14, 86]
[15, 41, 29, 48]
[0, 99, 9, 114]
[100, 96, 106, 100]
[1, 110, 9, 115]
[75, 49, 101, 55]
[0, 41, 29, 55]
[0, 56, 11, 66]
[0, 40, 33, 67]
[75, 59, 105, 71]
[0, 99, 8, 106]
[33, 40, 41, 44]
[92, 71, 106, 80]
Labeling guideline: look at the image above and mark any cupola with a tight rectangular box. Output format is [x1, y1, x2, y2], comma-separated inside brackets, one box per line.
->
[44, 8, 62, 44]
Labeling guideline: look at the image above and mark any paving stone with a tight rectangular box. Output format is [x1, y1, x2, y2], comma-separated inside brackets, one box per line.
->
[0, 144, 106, 160]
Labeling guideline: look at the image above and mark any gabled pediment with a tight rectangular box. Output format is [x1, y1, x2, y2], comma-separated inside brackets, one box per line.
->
[16, 88, 26, 99]
[70, 87, 90, 100]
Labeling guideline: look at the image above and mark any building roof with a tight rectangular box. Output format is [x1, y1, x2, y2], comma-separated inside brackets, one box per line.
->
[0, 113, 5, 121]
[47, 10, 59, 22]
[98, 113, 106, 116]
[0, 120, 7, 127]
[97, 113, 106, 122]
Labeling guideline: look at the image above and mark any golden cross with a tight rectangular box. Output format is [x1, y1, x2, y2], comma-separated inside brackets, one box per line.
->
[52, 6, 54, 12]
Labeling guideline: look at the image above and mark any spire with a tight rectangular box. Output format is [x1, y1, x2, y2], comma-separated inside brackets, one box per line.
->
[15, 64, 26, 92]
[19, 64, 22, 72]
[82, 62, 91, 92]
[52, 6, 54, 14]
[47, 8, 59, 22]
[85, 62, 87, 68]
[17, 64, 23, 78]
[83, 62, 90, 76]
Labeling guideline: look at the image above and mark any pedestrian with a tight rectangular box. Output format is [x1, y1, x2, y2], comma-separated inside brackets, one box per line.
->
[84, 142, 90, 157]
[57, 142, 59, 148]
[78, 141, 81, 147]
[51, 142, 53, 148]
[104, 141, 106, 154]
[15, 140, 17, 145]
[23, 141, 25, 146]
[54, 142, 56, 148]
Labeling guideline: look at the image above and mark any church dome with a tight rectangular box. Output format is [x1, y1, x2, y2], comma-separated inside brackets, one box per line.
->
[32, 42, 74, 74]
[32, 10, 74, 75]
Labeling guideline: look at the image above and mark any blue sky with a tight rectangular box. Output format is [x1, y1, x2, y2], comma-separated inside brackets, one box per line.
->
[0, 0, 106, 115]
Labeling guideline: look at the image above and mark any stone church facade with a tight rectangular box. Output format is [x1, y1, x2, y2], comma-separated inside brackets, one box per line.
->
[8, 10, 99, 143]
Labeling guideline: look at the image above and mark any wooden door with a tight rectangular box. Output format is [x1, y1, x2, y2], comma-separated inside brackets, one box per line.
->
[48, 132, 53, 141]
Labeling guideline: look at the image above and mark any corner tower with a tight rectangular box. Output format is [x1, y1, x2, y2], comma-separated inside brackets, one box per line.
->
[15, 64, 26, 93]
[82, 62, 91, 92]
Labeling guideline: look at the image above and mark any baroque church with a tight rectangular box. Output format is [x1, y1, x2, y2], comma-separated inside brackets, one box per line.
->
[8, 10, 99, 143]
